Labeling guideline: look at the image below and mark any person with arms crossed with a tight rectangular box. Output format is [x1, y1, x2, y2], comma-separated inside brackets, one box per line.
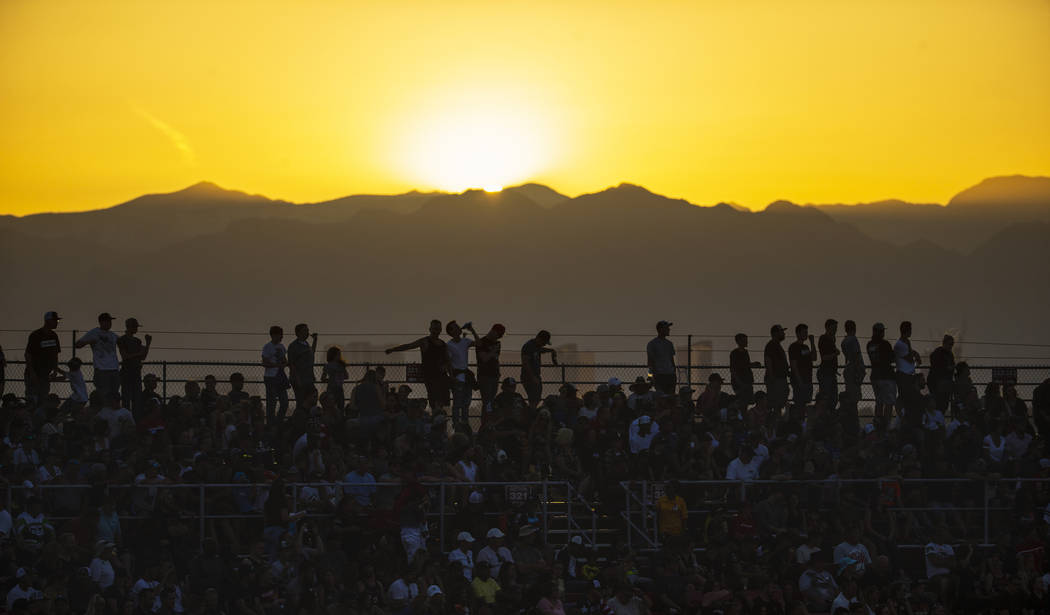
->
[75, 312, 121, 402]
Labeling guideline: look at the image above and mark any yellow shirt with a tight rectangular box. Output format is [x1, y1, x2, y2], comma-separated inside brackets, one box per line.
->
[657, 495, 688, 536]
[471, 578, 501, 604]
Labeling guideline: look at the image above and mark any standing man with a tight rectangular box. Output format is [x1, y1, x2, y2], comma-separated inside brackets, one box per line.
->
[117, 317, 152, 416]
[840, 320, 865, 405]
[730, 333, 761, 405]
[287, 323, 318, 404]
[817, 319, 840, 409]
[894, 321, 922, 420]
[764, 325, 789, 415]
[866, 323, 896, 422]
[261, 325, 289, 423]
[445, 321, 476, 426]
[25, 311, 63, 407]
[386, 320, 449, 413]
[76, 312, 121, 402]
[788, 324, 816, 408]
[475, 324, 506, 413]
[929, 335, 956, 414]
[521, 330, 556, 409]
[646, 321, 676, 395]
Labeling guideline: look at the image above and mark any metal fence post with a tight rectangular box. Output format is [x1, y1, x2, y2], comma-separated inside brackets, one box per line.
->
[199, 484, 206, 551]
[566, 482, 572, 542]
[71, 330, 77, 360]
[641, 481, 648, 538]
[542, 481, 549, 544]
[439, 483, 446, 554]
[625, 483, 632, 550]
[687, 334, 692, 388]
[162, 361, 168, 402]
[983, 478, 990, 545]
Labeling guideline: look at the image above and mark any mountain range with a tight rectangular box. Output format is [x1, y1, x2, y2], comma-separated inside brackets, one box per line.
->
[1, 175, 1047, 357]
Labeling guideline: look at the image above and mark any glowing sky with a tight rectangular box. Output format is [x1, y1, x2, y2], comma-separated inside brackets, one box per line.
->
[1, 0, 1048, 215]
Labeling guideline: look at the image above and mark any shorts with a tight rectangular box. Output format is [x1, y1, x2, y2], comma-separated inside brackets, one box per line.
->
[652, 373, 676, 395]
[765, 377, 789, 409]
[873, 379, 897, 405]
[522, 377, 543, 407]
[424, 376, 450, 411]
[733, 383, 754, 405]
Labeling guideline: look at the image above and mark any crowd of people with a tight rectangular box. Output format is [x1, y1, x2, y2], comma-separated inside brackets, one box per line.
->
[2, 311, 1050, 615]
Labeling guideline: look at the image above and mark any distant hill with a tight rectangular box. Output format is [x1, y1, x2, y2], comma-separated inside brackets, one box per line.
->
[1, 175, 1047, 354]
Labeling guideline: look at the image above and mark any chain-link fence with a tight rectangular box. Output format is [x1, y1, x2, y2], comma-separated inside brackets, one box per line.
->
[3, 359, 1046, 419]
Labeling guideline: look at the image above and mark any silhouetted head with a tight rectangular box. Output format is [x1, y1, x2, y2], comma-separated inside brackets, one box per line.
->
[446, 321, 461, 337]
[942, 334, 954, 349]
[795, 323, 808, 340]
[900, 321, 912, 338]
[844, 320, 856, 335]
[536, 330, 551, 346]
[824, 319, 837, 335]
[770, 324, 785, 341]
[429, 320, 442, 336]
[295, 323, 309, 340]
[269, 325, 283, 342]
[735, 333, 747, 348]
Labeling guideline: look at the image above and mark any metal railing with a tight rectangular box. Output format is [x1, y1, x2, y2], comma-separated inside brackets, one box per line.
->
[4, 360, 1046, 419]
[7, 479, 596, 553]
[620, 478, 1040, 550]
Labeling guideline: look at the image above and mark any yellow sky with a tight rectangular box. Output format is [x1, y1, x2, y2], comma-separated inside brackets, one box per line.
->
[1, 0, 1048, 215]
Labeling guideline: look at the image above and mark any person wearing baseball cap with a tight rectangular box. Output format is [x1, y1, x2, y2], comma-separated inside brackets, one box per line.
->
[25, 312, 64, 406]
[117, 318, 152, 416]
[867, 323, 896, 423]
[647, 321, 676, 395]
[475, 323, 506, 413]
[76, 313, 121, 403]
[477, 528, 514, 577]
[448, 532, 476, 580]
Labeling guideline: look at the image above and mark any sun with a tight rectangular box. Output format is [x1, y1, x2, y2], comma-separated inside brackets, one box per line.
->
[395, 91, 554, 193]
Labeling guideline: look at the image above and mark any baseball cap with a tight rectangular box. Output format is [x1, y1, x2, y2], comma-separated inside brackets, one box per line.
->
[44, 311, 62, 321]
[519, 525, 538, 537]
[98, 312, 115, 322]
[427, 585, 443, 598]
[501, 377, 517, 386]
[873, 322, 886, 331]
[656, 320, 673, 329]
[770, 324, 784, 334]
[125, 317, 141, 328]
[708, 373, 724, 382]
[486, 528, 505, 539]
[456, 531, 475, 543]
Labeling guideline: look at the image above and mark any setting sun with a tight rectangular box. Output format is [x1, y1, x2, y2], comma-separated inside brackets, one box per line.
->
[394, 89, 557, 193]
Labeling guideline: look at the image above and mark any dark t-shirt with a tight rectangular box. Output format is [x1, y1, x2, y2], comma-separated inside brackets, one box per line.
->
[929, 347, 955, 382]
[117, 334, 145, 371]
[818, 334, 838, 369]
[867, 339, 895, 380]
[26, 327, 61, 374]
[788, 341, 814, 382]
[764, 340, 788, 379]
[729, 348, 753, 386]
[287, 339, 314, 386]
[476, 336, 501, 378]
[521, 340, 543, 382]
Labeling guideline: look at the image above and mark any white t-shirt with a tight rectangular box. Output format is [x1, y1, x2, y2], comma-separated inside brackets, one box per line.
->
[0, 510, 11, 537]
[69, 369, 89, 403]
[6, 584, 43, 611]
[476, 545, 515, 578]
[726, 456, 762, 481]
[262, 342, 287, 378]
[90, 557, 116, 589]
[925, 542, 954, 578]
[96, 405, 134, 438]
[983, 434, 1006, 463]
[628, 418, 659, 453]
[893, 339, 916, 375]
[447, 338, 472, 382]
[388, 578, 419, 602]
[79, 328, 120, 371]
[796, 544, 821, 564]
[449, 547, 475, 580]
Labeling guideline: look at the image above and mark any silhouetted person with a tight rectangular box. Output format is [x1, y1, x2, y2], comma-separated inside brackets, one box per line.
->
[446, 321, 476, 426]
[840, 320, 865, 404]
[25, 311, 63, 407]
[764, 324, 789, 414]
[866, 322, 895, 422]
[475, 324, 506, 413]
[322, 347, 349, 410]
[287, 323, 318, 404]
[788, 323, 815, 408]
[929, 334, 956, 414]
[729, 333, 761, 404]
[646, 321, 676, 395]
[261, 325, 289, 423]
[117, 317, 151, 416]
[521, 330, 556, 408]
[0, 344, 5, 398]
[227, 372, 250, 406]
[75, 312, 120, 402]
[894, 320, 921, 421]
[817, 319, 840, 408]
[386, 320, 449, 412]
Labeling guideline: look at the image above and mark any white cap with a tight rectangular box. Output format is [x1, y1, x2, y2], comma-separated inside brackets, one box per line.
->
[570, 535, 583, 545]
[486, 528, 505, 539]
[864, 423, 876, 434]
[457, 531, 475, 543]
[15, 568, 26, 579]
[609, 377, 622, 386]
[496, 449, 508, 463]
[427, 585, 443, 598]
[469, 490, 484, 504]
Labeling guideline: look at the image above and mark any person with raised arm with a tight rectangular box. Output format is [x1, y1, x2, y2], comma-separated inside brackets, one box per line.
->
[386, 320, 450, 413]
